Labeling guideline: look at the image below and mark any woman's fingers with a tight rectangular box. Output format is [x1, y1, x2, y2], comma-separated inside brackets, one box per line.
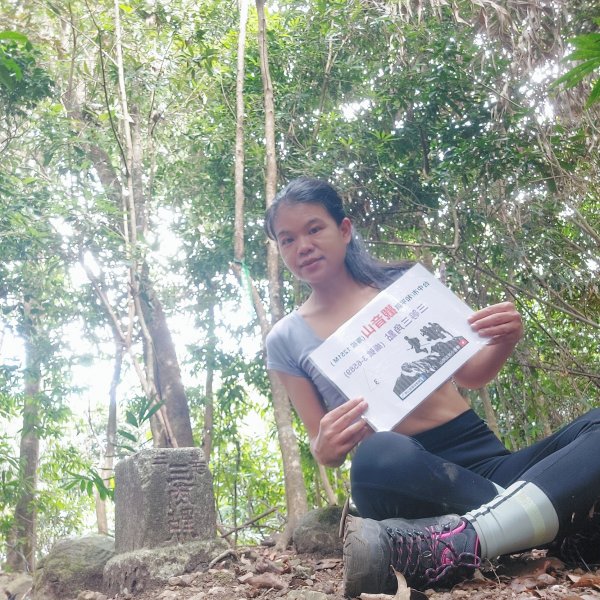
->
[323, 397, 367, 430]
[468, 302, 523, 344]
[316, 397, 370, 460]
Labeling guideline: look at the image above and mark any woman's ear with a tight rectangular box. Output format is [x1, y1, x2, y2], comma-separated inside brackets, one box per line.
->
[340, 217, 353, 242]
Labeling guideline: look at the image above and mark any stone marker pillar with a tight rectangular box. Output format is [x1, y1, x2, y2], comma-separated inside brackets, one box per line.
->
[114, 447, 216, 553]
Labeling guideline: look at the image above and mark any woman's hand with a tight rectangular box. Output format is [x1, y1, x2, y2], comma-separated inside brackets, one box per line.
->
[311, 397, 371, 468]
[455, 302, 523, 388]
[468, 301, 523, 346]
[273, 371, 371, 468]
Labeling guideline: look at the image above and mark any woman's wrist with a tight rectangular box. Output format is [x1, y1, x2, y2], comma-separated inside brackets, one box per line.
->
[311, 439, 346, 468]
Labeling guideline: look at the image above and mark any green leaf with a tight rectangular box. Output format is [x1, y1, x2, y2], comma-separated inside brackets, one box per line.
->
[117, 444, 137, 453]
[552, 29, 600, 103]
[47, 103, 64, 115]
[585, 78, 600, 107]
[118, 428, 138, 442]
[553, 61, 600, 89]
[125, 410, 139, 427]
[142, 401, 163, 422]
[568, 49, 600, 61]
[0, 31, 29, 43]
[0, 65, 15, 88]
[0, 57, 23, 80]
[569, 33, 600, 49]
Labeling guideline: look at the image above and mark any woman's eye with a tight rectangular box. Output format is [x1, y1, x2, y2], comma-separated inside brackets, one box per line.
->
[309, 226, 322, 235]
[279, 237, 292, 247]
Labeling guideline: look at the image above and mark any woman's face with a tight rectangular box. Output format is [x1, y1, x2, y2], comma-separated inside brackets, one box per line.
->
[271, 201, 352, 286]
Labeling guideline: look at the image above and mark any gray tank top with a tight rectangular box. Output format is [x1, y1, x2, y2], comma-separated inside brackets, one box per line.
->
[265, 311, 348, 412]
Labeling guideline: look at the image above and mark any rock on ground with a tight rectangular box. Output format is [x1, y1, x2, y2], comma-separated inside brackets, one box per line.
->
[32, 534, 115, 600]
[293, 506, 344, 556]
[0, 571, 33, 600]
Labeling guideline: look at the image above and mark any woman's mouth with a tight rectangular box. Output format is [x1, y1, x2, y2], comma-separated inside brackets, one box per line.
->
[300, 257, 321, 269]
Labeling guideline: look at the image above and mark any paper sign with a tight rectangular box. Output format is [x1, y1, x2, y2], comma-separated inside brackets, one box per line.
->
[308, 263, 488, 431]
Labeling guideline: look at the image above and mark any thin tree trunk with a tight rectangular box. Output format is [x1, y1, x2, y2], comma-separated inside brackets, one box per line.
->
[231, 0, 308, 544]
[478, 386, 500, 438]
[255, 0, 309, 549]
[495, 383, 518, 450]
[7, 300, 41, 572]
[96, 332, 123, 534]
[267, 372, 310, 546]
[318, 464, 338, 506]
[234, 0, 249, 263]
[202, 294, 217, 463]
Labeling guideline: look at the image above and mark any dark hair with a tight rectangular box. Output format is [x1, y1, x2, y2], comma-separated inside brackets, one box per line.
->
[264, 176, 413, 288]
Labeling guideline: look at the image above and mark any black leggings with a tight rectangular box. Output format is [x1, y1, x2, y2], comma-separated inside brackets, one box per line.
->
[351, 408, 600, 536]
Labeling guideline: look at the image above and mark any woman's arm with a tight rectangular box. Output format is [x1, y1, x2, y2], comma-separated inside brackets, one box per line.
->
[272, 370, 371, 468]
[454, 301, 523, 389]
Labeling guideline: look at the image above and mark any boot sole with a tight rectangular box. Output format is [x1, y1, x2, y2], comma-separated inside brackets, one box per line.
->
[343, 516, 393, 597]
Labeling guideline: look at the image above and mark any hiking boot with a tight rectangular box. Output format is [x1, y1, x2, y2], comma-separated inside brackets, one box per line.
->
[343, 514, 481, 597]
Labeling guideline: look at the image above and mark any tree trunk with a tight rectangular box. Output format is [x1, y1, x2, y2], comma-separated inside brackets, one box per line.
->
[96, 332, 122, 534]
[267, 372, 310, 546]
[318, 464, 338, 506]
[68, 0, 197, 453]
[139, 273, 195, 447]
[478, 386, 500, 438]
[256, 0, 309, 548]
[6, 300, 41, 572]
[234, 0, 249, 263]
[202, 295, 217, 463]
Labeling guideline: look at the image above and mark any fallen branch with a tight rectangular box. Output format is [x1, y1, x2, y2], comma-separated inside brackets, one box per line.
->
[208, 548, 238, 569]
[221, 507, 279, 539]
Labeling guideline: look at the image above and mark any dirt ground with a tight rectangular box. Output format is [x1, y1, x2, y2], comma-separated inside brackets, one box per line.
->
[125, 546, 600, 600]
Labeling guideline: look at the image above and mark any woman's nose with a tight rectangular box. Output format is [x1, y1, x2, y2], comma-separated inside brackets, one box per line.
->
[297, 235, 313, 254]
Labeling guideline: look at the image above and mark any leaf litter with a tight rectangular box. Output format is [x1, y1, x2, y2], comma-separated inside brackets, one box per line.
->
[76, 547, 600, 600]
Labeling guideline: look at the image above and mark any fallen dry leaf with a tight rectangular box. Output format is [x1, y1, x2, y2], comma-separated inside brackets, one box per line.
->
[453, 569, 497, 589]
[244, 572, 286, 590]
[314, 557, 341, 570]
[254, 557, 286, 574]
[237, 572, 255, 583]
[536, 573, 558, 586]
[571, 573, 600, 588]
[288, 576, 312, 588]
[500, 556, 564, 578]
[392, 568, 411, 600]
[509, 577, 537, 592]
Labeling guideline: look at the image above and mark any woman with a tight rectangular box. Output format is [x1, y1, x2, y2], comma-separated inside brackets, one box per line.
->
[264, 177, 600, 597]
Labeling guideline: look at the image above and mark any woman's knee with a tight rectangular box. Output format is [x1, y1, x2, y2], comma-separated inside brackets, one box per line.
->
[351, 431, 426, 481]
[569, 407, 600, 433]
[578, 407, 600, 424]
